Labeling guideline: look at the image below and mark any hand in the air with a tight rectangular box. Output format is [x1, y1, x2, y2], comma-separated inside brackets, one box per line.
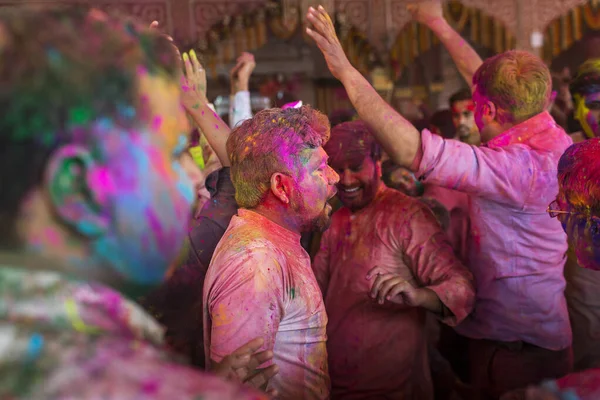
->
[406, 0, 444, 26]
[366, 266, 423, 307]
[231, 52, 256, 91]
[211, 337, 279, 396]
[181, 49, 208, 112]
[305, 5, 352, 81]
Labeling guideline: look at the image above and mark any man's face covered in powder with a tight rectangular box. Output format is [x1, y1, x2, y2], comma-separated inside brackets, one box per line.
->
[577, 91, 600, 137]
[87, 70, 195, 285]
[289, 147, 339, 232]
[451, 99, 479, 140]
[330, 153, 381, 212]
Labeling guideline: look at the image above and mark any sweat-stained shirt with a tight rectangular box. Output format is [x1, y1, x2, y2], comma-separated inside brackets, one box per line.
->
[203, 209, 330, 399]
[312, 185, 475, 399]
[0, 266, 267, 400]
[412, 111, 573, 350]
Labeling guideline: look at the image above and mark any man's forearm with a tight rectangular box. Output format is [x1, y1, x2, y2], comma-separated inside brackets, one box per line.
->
[188, 101, 231, 167]
[339, 68, 421, 167]
[426, 18, 482, 87]
[416, 288, 444, 315]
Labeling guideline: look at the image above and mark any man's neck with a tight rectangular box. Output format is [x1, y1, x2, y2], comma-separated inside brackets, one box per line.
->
[250, 203, 302, 235]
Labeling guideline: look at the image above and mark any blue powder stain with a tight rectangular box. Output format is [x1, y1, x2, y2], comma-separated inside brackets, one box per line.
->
[46, 48, 61, 65]
[77, 220, 99, 236]
[118, 104, 136, 119]
[26, 333, 44, 361]
[173, 134, 188, 157]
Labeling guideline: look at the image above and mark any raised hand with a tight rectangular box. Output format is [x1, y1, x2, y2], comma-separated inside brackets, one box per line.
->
[230, 52, 256, 93]
[211, 337, 279, 396]
[406, 0, 444, 26]
[305, 5, 352, 81]
[181, 49, 208, 112]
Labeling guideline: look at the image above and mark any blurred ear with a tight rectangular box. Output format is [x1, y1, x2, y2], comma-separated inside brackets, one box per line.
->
[44, 145, 111, 238]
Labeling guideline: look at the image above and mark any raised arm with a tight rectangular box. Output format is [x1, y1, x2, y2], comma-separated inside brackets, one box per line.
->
[229, 52, 255, 128]
[306, 6, 420, 168]
[181, 50, 232, 166]
[407, 0, 482, 87]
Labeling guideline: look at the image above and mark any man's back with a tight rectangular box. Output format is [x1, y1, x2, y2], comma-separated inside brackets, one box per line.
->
[0, 267, 266, 400]
[416, 111, 572, 349]
[203, 209, 330, 399]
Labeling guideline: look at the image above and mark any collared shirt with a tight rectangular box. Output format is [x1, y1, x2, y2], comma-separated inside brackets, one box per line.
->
[312, 186, 475, 399]
[204, 209, 330, 399]
[414, 111, 573, 350]
[0, 266, 267, 399]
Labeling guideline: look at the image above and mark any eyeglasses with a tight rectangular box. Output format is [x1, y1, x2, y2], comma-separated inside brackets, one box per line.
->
[547, 200, 571, 218]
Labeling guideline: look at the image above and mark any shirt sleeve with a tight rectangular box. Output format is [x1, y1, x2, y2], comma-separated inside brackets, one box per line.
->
[312, 226, 332, 298]
[205, 246, 284, 364]
[393, 202, 475, 326]
[229, 91, 253, 128]
[414, 129, 534, 207]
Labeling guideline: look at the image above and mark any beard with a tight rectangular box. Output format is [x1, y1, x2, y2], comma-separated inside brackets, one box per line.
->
[309, 203, 333, 233]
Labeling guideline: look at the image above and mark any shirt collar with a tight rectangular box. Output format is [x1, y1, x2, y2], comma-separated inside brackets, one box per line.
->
[485, 111, 558, 150]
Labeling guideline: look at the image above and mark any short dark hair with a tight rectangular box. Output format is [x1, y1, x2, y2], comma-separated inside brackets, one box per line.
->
[0, 7, 180, 247]
[449, 88, 472, 108]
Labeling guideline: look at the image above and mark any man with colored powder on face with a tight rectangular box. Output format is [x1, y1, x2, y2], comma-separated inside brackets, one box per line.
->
[0, 8, 278, 399]
[203, 105, 339, 399]
[570, 59, 600, 141]
[449, 88, 482, 146]
[312, 120, 475, 399]
[306, 1, 573, 398]
[143, 49, 252, 367]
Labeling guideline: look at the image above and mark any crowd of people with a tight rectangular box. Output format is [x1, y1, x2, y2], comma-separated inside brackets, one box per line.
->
[3, 1, 600, 399]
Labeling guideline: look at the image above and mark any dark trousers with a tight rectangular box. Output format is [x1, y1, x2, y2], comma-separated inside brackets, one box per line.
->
[468, 338, 573, 400]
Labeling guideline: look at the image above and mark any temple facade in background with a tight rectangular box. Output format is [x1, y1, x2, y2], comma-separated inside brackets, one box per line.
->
[2, 0, 599, 113]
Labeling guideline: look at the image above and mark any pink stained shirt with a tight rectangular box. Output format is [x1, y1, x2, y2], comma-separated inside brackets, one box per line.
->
[203, 209, 330, 400]
[312, 186, 475, 399]
[412, 111, 573, 350]
[422, 184, 471, 265]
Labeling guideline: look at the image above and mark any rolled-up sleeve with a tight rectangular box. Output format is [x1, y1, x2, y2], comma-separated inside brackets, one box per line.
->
[397, 203, 476, 326]
[414, 129, 533, 207]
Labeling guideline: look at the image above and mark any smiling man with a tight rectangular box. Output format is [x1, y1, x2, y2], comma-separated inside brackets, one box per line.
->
[203, 106, 339, 399]
[313, 120, 475, 399]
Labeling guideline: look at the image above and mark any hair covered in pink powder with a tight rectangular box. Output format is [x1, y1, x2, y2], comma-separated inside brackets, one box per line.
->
[226, 105, 330, 208]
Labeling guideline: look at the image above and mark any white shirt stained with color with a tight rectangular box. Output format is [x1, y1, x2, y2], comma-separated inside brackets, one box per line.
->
[203, 209, 330, 399]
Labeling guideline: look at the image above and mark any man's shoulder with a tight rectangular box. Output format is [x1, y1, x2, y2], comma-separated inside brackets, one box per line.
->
[3, 331, 267, 400]
[377, 187, 427, 215]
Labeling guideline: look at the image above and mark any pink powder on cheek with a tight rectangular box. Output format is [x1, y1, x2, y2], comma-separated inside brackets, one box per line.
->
[152, 116, 162, 131]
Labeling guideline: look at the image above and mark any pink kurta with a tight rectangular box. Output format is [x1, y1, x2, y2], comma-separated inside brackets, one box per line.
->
[422, 184, 471, 264]
[203, 209, 330, 399]
[312, 186, 475, 399]
[413, 111, 573, 351]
